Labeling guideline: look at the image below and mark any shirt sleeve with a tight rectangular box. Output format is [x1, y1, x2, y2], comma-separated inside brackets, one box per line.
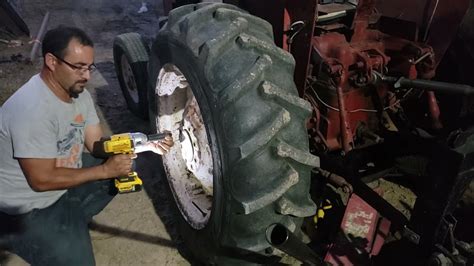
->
[11, 110, 58, 159]
[82, 89, 100, 126]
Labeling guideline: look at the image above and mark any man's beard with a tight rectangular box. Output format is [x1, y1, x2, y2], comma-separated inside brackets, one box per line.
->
[68, 83, 85, 98]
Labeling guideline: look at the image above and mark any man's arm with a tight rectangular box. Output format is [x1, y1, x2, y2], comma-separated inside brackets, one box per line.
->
[18, 123, 134, 192]
[84, 123, 103, 153]
[18, 154, 132, 192]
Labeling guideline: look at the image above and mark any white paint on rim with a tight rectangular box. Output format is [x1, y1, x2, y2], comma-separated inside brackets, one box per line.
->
[155, 63, 214, 229]
[156, 64, 188, 96]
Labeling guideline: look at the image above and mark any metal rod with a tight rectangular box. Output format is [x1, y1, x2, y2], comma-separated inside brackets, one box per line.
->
[423, 0, 440, 42]
[395, 77, 474, 95]
[413, 52, 432, 65]
[374, 72, 474, 95]
[147, 132, 170, 141]
[426, 91, 443, 129]
[335, 71, 353, 153]
[266, 224, 327, 266]
[29, 11, 50, 63]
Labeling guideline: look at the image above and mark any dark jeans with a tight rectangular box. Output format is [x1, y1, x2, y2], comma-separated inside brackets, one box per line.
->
[0, 153, 116, 266]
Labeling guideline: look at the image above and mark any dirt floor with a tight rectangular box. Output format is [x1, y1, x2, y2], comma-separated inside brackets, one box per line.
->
[0, 1, 473, 265]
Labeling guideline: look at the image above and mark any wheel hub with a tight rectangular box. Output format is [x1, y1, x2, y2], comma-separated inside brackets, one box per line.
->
[154, 63, 214, 229]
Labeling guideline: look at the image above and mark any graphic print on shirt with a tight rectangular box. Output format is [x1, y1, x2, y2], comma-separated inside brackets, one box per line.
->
[56, 114, 85, 168]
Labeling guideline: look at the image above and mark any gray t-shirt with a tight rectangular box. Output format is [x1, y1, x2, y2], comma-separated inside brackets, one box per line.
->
[0, 74, 100, 215]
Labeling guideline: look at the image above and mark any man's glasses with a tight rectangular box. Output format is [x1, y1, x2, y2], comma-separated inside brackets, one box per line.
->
[51, 53, 96, 74]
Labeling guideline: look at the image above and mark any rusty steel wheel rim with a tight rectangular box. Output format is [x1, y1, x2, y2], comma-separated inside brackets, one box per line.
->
[154, 63, 214, 229]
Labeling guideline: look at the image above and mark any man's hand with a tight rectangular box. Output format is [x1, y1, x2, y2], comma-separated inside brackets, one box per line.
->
[134, 135, 174, 155]
[148, 135, 174, 155]
[102, 154, 134, 178]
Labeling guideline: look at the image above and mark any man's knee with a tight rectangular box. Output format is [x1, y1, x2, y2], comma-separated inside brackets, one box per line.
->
[8, 207, 96, 266]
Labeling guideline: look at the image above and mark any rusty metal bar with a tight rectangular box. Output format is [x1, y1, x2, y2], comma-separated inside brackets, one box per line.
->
[426, 91, 443, 129]
[335, 71, 353, 153]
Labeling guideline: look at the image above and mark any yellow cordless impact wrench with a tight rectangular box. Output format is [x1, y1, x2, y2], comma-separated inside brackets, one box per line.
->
[93, 132, 170, 193]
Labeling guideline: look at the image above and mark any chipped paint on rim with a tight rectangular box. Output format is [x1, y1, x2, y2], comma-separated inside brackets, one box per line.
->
[154, 63, 213, 229]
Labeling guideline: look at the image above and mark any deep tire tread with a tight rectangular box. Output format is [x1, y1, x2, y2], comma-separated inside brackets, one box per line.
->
[219, 55, 271, 105]
[213, 8, 273, 40]
[236, 33, 295, 68]
[237, 109, 291, 160]
[275, 139, 320, 168]
[167, 5, 198, 33]
[276, 196, 316, 217]
[157, 3, 317, 263]
[114, 33, 149, 63]
[261, 81, 313, 118]
[237, 165, 299, 214]
[199, 18, 249, 76]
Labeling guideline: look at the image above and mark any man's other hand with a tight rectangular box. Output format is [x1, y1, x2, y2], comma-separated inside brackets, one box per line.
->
[102, 154, 133, 178]
[148, 135, 174, 155]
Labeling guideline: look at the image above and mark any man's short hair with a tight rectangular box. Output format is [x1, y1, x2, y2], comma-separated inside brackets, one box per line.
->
[42, 26, 93, 58]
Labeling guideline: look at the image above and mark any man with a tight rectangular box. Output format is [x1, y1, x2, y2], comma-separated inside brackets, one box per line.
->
[0, 26, 173, 265]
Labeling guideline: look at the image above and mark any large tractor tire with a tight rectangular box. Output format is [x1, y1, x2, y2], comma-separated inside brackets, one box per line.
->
[113, 32, 150, 120]
[149, 3, 318, 264]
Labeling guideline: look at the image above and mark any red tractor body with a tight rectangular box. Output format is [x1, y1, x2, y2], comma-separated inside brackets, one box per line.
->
[116, 0, 474, 264]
